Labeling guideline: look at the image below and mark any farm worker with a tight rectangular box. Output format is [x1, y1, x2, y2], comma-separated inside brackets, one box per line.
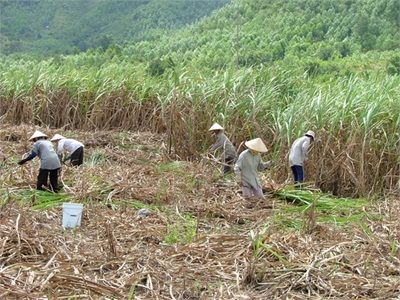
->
[208, 123, 237, 174]
[234, 137, 273, 198]
[17, 130, 61, 192]
[50, 134, 84, 166]
[289, 130, 315, 186]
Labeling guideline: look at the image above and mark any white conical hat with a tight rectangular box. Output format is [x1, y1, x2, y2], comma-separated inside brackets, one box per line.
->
[305, 130, 315, 139]
[245, 137, 268, 153]
[50, 134, 65, 142]
[29, 130, 47, 140]
[209, 123, 224, 131]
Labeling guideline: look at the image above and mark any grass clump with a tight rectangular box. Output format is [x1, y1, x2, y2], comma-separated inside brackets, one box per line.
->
[164, 212, 197, 245]
[1, 189, 71, 210]
[270, 187, 372, 232]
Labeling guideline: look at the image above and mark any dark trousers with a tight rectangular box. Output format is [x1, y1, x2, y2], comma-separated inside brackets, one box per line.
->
[291, 165, 304, 185]
[71, 146, 84, 166]
[37, 168, 60, 192]
[224, 156, 235, 174]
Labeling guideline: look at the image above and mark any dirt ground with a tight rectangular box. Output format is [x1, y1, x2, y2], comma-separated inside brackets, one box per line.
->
[0, 124, 399, 300]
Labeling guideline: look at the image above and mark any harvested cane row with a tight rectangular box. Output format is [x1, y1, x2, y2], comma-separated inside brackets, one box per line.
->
[0, 124, 399, 299]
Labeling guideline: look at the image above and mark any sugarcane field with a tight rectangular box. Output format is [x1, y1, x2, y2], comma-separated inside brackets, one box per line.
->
[0, 122, 399, 300]
[1, 0, 399, 297]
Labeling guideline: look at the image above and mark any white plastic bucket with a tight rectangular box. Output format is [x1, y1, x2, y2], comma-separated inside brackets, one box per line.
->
[62, 203, 83, 228]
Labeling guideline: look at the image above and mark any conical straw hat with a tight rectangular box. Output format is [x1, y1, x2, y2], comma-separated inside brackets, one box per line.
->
[50, 134, 65, 142]
[209, 123, 224, 131]
[29, 130, 47, 140]
[305, 130, 315, 139]
[245, 137, 268, 153]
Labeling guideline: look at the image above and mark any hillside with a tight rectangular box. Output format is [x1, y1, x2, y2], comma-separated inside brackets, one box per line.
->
[120, 0, 399, 69]
[0, 0, 231, 56]
[1, 0, 398, 61]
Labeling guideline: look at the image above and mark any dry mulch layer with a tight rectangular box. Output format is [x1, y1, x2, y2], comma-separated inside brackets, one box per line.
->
[0, 124, 399, 299]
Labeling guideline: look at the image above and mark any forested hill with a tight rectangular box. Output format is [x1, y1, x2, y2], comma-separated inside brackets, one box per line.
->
[0, 0, 231, 56]
[121, 0, 399, 71]
[0, 0, 399, 69]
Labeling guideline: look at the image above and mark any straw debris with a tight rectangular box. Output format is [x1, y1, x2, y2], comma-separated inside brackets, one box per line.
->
[0, 124, 399, 299]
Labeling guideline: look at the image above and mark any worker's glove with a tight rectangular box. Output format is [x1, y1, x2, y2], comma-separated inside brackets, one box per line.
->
[18, 159, 26, 165]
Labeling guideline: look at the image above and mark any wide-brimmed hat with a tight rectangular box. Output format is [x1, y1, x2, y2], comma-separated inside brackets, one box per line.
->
[29, 130, 47, 141]
[50, 134, 65, 142]
[305, 130, 315, 139]
[245, 137, 268, 153]
[209, 123, 224, 131]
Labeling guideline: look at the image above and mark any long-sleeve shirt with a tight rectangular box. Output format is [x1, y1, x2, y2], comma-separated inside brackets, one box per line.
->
[289, 136, 311, 167]
[31, 140, 62, 170]
[57, 138, 84, 156]
[209, 132, 237, 159]
[234, 149, 267, 189]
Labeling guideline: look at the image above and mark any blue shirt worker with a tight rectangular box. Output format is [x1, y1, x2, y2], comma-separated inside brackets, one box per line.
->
[18, 130, 62, 192]
[208, 123, 237, 174]
[289, 130, 315, 185]
[50, 134, 84, 166]
[234, 137, 271, 198]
